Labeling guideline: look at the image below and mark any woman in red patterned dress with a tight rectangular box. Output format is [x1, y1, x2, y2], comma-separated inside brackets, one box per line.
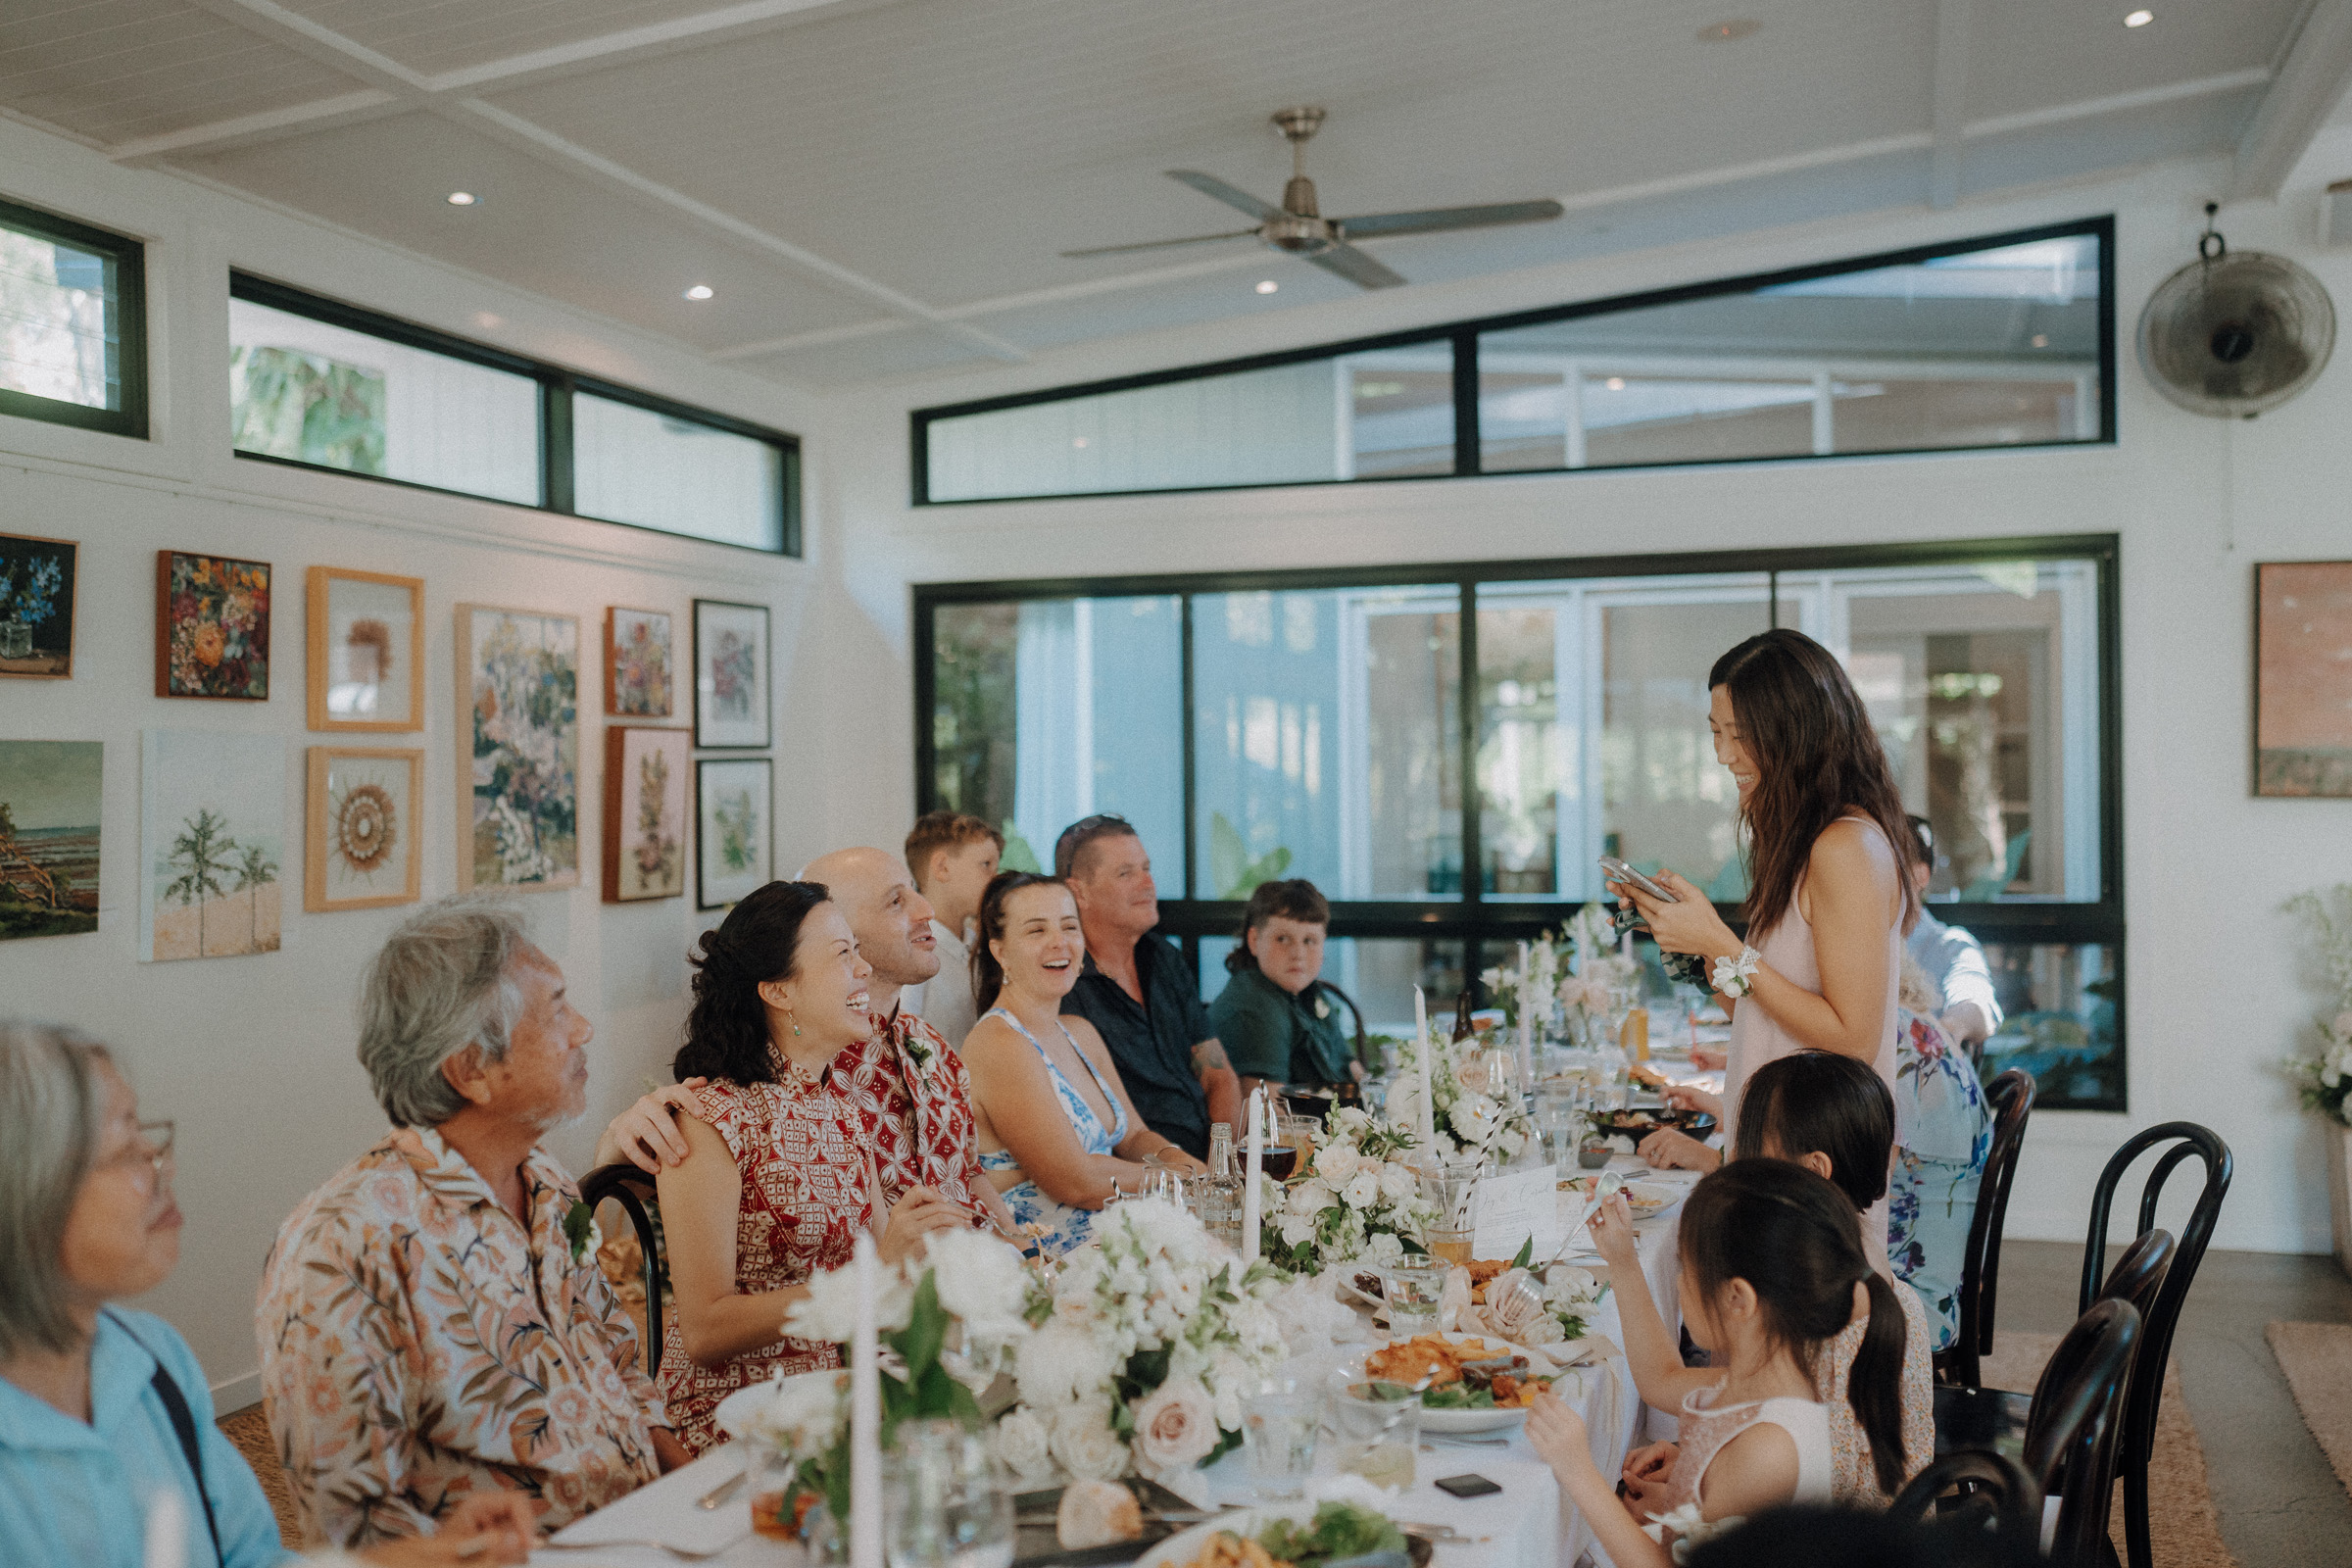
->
[655, 881, 970, 1452]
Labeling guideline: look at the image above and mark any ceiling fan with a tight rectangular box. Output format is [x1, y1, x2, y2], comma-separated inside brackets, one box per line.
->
[1061, 106, 1565, 289]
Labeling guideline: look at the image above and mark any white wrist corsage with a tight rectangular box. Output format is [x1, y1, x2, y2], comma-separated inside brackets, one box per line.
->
[1643, 1501, 1743, 1562]
[1709, 945, 1761, 999]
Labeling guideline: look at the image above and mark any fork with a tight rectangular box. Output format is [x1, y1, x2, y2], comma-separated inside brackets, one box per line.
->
[534, 1538, 739, 1559]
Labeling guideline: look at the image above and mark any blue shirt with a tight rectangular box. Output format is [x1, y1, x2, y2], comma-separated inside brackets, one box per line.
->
[1906, 908, 2003, 1032]
[0, 1308, 295, 1568]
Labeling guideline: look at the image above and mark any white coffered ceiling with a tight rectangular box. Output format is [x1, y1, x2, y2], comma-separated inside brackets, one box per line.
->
[5, 0, 2350, 388]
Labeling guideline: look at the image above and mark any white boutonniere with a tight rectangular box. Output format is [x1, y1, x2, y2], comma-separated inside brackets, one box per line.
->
[901, 1028, 936, 1076]
[1314, 996, 1331, 1019]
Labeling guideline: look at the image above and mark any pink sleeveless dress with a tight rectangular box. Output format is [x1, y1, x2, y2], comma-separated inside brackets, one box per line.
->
[1724, 815, 1902, 1268]
[1646, 1384, 1834, 1528]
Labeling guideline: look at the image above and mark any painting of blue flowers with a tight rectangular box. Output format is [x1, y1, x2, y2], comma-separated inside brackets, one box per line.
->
[459, 605, 579, 891]
[0, 533, 76, 679]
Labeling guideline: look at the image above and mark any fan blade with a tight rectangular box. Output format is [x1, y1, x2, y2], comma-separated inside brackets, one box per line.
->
[1308, 242, 1406, 290]
[1166, 170, 1284, 221]
[1059, 228, 1259, 258]
[1335, 199, 1565, 239]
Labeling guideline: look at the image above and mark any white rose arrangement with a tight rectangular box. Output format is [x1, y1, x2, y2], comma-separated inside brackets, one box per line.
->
[1257, 1108, 1436, 1276]
[1388, 1029, 1538, 1167]
[998, 1197, 1287, 1484]
[2286, 885, 2352, 1128]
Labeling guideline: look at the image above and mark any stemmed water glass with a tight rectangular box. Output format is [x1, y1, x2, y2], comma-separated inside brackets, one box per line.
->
[885, 1419, 1014, 1568]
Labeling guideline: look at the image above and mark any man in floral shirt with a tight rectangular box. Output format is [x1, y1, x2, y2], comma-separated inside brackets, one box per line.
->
[258, 896, 686, 1546]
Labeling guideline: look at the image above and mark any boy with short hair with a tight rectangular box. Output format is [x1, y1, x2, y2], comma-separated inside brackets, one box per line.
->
[901, 811, 1004, 1049]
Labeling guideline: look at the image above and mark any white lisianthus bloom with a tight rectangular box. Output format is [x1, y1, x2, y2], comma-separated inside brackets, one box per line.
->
[1449, 1093, 1499, 1144]
[993, 1406, 1055, 1480]
[1279, 1212, 1317, 1249]
[1017, 1322, 1115, 1407]
[1341, 1169, 1383, 1210]
[1314, 1143, 1363, 1184]
[1051, 1397, 1131, 1481]
[1329, 1107, 1372, 1138]
[1289, 1179, 1337, 1218]
[1378, 1162, 1418, 1204]
[744, 1368, 847, 1460]
[921, 1228, 1034, 1352]
[782, 1258, 912, 1344]
[1362, 1230, 1404, 1265]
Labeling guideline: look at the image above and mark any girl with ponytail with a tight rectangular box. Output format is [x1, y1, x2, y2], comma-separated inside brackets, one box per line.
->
[1528, 1160, 1896, 1564]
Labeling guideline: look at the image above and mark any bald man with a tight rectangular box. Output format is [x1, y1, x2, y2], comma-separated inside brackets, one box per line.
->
[600, 850, 1016, 1239]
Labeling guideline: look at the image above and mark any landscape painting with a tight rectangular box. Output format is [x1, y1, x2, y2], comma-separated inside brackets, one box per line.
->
[307, 747, 421, 911]
[0, 533, 77, 678]
[460, 605, 579, 890]
[157, 551, 271, 701]
[2257, 561, 2352, 797]
[697, 757, 771, 909]
[0, 741, 102, 942]
[605, 607, 673, 717]
[693, 599, 769, 748]
[603, 726, 689, 903]
[141, 729, 284, 962]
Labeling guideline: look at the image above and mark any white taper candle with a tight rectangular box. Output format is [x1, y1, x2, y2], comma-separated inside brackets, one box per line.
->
[850, 1232, 881, 1568]
[1413, 986, 1435, 1157]
[1241, 1087, 1264, 1264]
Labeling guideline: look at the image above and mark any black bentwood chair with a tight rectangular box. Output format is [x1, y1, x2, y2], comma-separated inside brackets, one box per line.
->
[2025, 1298, 2141, 1568]
[1935, 1068, 2037, 1390]
[579, 1162, 667, 1379]
[2079, 1124, 2232, 1568]
[1889, 1447, 2045, 1549]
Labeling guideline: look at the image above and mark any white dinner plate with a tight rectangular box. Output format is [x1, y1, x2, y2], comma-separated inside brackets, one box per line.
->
[714, 1367, 846, 1442]
[1356, 1333, 1564, 1433]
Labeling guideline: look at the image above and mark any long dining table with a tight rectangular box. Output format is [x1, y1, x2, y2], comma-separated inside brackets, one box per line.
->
[531, 1156, 1697, 1568]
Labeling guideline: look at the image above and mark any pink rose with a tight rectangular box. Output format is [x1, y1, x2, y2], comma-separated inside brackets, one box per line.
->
[1130, 1378, 1218, 1475]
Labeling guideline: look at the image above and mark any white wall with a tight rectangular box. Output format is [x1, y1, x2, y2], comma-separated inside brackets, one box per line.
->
[0, 117, 830, 1406]
[815, 145, 2352, 1260]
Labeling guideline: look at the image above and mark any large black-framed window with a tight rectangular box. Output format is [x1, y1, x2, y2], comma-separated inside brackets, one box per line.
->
[912, 218, 2114, 507]
[914, 533, 2126, 1111]
[0, 195, 147, 439]
[228, 273, 801, 556]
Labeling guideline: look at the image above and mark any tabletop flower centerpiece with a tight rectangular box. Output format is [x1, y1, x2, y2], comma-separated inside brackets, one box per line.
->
[2285, 884, 2352, 1271]
[996, 1196, 1289, 1485]
[1257, 1106, 1437, 1275]
[1388, 1026, 1538, 1167]
[748, 1226, 1035, 1540]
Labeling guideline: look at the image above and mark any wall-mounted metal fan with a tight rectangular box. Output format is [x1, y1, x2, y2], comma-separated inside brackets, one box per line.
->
[1061, 107, 1564, 289]
[2137, 204, 2336, 418]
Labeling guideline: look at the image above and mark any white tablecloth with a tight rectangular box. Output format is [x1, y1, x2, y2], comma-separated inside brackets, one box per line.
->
[531, 1158, 1694, 1568]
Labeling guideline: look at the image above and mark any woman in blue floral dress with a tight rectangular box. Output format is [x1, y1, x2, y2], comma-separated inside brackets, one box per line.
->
[1887, 960, 1993, 1349]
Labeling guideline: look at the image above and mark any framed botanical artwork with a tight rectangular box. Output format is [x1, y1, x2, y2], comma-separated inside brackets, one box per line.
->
[696, 757, 772, 909]
[306, 747, 422, 911]
[605, 607, 673, 718]
[308, 567, 423, 732]
[157, 551, 271, 700]
[457, 605, 580, 891]
[140, 729, 284, 962]
[693, 599, 770, 749]
[0, 532, 78, 678]
[0, 740, 102, 941]
[2256, 561, 2352, 798]
[603, 726, 690, 903]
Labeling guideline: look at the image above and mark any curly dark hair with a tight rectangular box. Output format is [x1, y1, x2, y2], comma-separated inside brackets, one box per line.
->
[675, 880, 831, 1086]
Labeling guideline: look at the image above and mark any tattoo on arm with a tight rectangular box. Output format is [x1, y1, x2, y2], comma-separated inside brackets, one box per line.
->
[1192, 1039, 1231, 1076]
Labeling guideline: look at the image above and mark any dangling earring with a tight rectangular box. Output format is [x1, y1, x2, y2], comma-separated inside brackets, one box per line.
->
[787, 1006, 802, 1037]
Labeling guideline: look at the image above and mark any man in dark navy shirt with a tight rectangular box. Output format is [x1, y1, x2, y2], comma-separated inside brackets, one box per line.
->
[1054, 815, 1241, 1161]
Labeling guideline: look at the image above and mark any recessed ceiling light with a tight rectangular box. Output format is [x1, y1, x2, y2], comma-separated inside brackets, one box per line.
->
[1255, 279, 1279, 294]
[1696, 19, 1761, 42]
[2031, 333, 2050, 348]
[446, 191, 477, 206]
[1605, 376, 1627, 391]
[1072, 436, 1090, 449]
[2124, 9, 2153, 25]
[683, 284, 714, 301]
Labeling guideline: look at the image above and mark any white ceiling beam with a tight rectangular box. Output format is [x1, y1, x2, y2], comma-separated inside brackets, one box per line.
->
[137, 0, 1023, 364]
[109, 90, 402, 163]
[1961, 66, 2268, 139]
[2227, 0, 2352, 199]
[1929, 0, 1974, 210]
[428, 0, 892, 95]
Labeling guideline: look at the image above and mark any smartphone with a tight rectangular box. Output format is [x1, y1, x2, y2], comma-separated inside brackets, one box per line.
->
[1598, 856, 1678, 904]
[1434, 1474, 1502, 1498]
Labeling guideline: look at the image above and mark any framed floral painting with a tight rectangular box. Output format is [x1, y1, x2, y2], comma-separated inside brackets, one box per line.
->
[306, 747, 421, 910]
[308, 567, 423, 732]
[0, 532, 77, 679]
[157, 551, 270, 700]
[693, 599, 769, 749]
[457, 605, 579, 891]
[603, 726, 690, 903]
[605, 607, 673, 717]
[696, 757, 771, 909]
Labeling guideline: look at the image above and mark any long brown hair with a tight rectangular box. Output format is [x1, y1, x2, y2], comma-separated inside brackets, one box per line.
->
[971, 871, 1072, 1014]
[1710, 629, 1916, 941]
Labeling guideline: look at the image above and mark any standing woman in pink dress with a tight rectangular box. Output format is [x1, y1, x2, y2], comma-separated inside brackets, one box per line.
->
[1608, 628, 1916, 1265]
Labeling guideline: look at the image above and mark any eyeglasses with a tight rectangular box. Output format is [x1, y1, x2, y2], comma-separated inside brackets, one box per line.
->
[105, 1120, 175, 1187]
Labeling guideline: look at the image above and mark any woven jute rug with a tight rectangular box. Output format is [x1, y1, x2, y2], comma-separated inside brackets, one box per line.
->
[1981, 1332, 2235, 1568]
[2266, 1320, 2352, 1495]
[218, 1403, 300, 1547]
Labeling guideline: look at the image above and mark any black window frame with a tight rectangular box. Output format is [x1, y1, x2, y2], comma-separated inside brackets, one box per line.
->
[228, 272, 802, 557]
[0, 195, 148, 440]
[913, 531, 2127, 1112]
[910, 217, 2116, 507]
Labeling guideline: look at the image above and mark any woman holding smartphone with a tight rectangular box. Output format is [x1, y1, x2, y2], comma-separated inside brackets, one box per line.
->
[1605, 628, 1914, 1263]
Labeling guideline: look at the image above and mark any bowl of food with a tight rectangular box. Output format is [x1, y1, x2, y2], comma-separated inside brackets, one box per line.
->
[1558, 1175, 1680, 1220]
[1139, 1500, 1432, 1568]
[1355, 1332, 1560, 1433]
[1590, 1106, 1717, 1141]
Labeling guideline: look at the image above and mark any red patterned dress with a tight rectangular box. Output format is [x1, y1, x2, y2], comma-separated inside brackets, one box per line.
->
[833, 1009, 997, 1223]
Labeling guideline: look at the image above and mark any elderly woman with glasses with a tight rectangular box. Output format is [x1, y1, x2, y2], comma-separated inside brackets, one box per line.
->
[0, 1022, 533, 1567]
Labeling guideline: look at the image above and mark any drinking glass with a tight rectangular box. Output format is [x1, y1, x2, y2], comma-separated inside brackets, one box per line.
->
[1424, 1224, 1474, 1268]
[1196, 1171, 1243, 1250]
[1331, 1386, 1421, 1491]
[1241, 1386, 1322, 1500]
[1277, 1113, 1319, 1164]
[1380, 1260, 1447, 1338]
[748, 1440, 802, 1541]
[1418, 1163, 1481, 1230]
[885, 1419, 1014, 1568]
